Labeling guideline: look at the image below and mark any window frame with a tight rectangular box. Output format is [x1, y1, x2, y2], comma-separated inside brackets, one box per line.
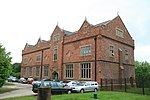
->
[65, 64, 74, 78]
[36, 54, 41, 62]
[53, 46, 58, 61]
[80, 62, 91, 79]
[80, 45, 91, 56]
[109, 45, 115, 57]
[116, 28, 124, 38]
[53, 34, 60, 42]
[44, 66, 49, 77]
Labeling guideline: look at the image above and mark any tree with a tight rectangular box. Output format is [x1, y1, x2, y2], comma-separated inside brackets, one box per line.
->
[11, 63, 21, 79]
[135, 61, 150, 87]
[0, 44, 12, 87]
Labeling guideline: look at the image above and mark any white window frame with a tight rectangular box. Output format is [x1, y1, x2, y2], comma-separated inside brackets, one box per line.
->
[65, 64, 74, 78]
[53, 34, 60, 42]
[54, 46, 58, 61]
[116, 28, 124, 38]
[80, 63, 91, 79]
[80, 45, 91, 56]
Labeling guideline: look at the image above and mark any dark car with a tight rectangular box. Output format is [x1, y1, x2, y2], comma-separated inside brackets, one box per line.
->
[32, 80, 72, 94]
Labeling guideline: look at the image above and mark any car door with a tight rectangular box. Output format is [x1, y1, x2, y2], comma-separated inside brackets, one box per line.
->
[84, 83, 91, 92]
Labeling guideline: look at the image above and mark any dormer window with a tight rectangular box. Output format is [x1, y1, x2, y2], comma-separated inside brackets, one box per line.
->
[53, 34, 60, 42]
[116, 28, 124, 38]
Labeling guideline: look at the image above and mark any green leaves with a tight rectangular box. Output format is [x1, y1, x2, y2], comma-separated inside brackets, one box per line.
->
[0, 44, 12, 87]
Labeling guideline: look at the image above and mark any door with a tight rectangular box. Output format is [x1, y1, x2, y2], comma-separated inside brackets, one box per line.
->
[52, 71, 58, 80]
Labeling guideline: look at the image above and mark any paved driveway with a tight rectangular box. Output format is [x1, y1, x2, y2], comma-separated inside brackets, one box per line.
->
[0, 82, 36, 99]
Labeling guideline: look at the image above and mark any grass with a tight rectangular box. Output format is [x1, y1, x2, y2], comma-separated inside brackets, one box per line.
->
[1, 91, 150, 100]
[3, 82, 15, 86]
[0, 88, 18, 94]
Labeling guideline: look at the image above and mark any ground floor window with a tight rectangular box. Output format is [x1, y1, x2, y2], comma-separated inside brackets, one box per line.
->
[44, 66, 49, 76]
[29, 67, 32, 76]
[22, 67, 26, 76]
[66, 64, 73, 78]
[36, 67, 40, 76]
[80, 63, 91, 78]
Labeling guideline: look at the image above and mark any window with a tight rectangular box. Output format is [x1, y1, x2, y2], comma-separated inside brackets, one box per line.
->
[66, 64, 73, 78]
[29, 67, 32, 76]
[125, 50, 129, 60]
[83, 25, 87, 34]
[80, 45, 91, 56]
[22, 67, 26, 76]
[80, 63, 91, 78]
[53, 34, 60, 41]
[36, 55, 41, 62]
[44, 66, 49, 76]
[116, 28, 124, 38]
[54, 46, 58, 60]
[110, 45, 114, 57]
[24, 57, 27, 64]
[36, 67, 40, 76]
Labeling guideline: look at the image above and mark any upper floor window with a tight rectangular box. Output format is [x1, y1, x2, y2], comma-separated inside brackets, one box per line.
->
[23, 57, 27, 64]
[36, 55, 41, 62]
[66, 64, 73, 78]
[53, 34, 60, 42]
[80, 45, 91, 56]
[125, 49, 129, 60]
[116, 28, 124, 38]
[110, 45, 114, 57]
[54, 46, 58, 60]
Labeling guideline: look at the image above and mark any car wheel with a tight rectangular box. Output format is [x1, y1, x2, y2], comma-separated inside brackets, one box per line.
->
[68, 90, 71, 94]
[94, 88, 98, 92]
[80, 89, 84, 93]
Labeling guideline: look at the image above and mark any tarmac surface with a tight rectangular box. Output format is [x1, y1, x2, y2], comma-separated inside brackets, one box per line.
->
[0, 82, 36, 99]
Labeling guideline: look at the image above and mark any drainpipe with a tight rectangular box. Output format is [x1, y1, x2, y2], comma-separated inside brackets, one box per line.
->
[94, 36, 97, 82]
[40, 50, 43, 80]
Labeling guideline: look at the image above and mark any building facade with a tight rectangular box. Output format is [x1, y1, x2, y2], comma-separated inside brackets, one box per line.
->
[21, 16, 135, 84]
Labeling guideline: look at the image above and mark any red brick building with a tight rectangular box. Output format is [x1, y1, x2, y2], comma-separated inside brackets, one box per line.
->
[21, 16, 135, 83]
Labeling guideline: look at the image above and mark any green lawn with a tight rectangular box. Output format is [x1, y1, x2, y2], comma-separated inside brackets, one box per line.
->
[0, 88, 17, 94]
[1, 91, 150, 100]
[3, 82, 15, 86]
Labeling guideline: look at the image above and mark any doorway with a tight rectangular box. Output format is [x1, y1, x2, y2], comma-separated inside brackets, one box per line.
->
[52, 71, 58, 80]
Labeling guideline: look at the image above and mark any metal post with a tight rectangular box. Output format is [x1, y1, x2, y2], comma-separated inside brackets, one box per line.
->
[100, 78, 103, 90]
[94, 36, 97, 82]
[111, 79, 113, 91]
[40, 50, 43, 80]
[124, 78, 127, 92]
[142, 76, 145, 95]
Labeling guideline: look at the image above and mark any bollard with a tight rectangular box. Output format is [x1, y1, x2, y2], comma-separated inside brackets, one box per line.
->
[93, 93, 97, 99]
[37, 86, 51, 100]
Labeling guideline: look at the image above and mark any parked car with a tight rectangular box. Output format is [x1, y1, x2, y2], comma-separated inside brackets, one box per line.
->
[32, 80, 72, 94]
[18, 77, 28, 83]
[27, 77, 34, 84]
[72, 81, 98, 93]
[8, 76, 14, 82]
[8, 76, 18, 82]
[60, 80, 79, 88]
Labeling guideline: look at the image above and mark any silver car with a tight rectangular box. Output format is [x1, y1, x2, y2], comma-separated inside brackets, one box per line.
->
[72, 81, 98, 93]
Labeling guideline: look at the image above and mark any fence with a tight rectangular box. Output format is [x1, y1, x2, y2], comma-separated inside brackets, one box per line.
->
[100, 77, 150, 95]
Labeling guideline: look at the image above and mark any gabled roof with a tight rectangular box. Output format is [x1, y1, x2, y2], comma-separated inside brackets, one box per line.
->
[95, 20, 111, 26]
[62, 29, 77, 36]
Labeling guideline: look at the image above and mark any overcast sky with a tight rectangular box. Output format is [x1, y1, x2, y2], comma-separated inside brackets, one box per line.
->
[0, 0, 149, 63]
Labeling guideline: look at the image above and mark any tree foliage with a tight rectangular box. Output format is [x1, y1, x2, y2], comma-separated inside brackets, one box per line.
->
[135, 61, 150, 88]
[11, 63, 21, 79]
[0, 44, 12, 87]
